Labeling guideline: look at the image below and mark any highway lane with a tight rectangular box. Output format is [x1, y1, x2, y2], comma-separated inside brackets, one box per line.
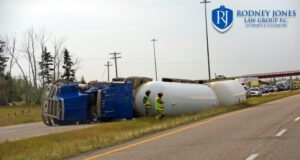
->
[71, 94, 300, 160]
[0, 122, 95, 142]
[257, 116, 300, 160]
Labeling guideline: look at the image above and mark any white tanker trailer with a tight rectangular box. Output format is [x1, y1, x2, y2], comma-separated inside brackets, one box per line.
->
[134, 81, 219, 116]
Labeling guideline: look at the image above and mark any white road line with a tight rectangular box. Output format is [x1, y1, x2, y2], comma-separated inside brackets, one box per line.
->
[294, 117, 300, 122]
[246, 153, 259, 160]
[276, 129, 287, 137]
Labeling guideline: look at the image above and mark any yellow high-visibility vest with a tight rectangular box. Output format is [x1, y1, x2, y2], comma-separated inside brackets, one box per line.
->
[155, 97, 164, 111]
[144, 96, 151, 108]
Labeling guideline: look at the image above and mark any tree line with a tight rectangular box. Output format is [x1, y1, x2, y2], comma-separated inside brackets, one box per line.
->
[0, 28, 78, 106]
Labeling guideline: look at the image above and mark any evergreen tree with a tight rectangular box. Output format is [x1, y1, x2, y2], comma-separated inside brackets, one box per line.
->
[80, 76, 86, 84]
[39, 47, 54, 85]
[62, 48, 75, 82]
[0, 40, 9, 105]
[0, 40, 8, 77]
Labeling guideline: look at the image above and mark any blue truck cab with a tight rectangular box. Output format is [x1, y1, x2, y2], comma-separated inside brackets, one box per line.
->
[41, 81, 133, 126]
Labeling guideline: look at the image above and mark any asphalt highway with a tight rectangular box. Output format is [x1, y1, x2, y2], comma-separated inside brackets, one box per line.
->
[0, 122, 95, 142]
[71, 94, 300, 160]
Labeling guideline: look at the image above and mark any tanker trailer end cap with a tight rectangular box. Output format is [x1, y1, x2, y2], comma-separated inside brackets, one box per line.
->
[209, 80, 246, 106]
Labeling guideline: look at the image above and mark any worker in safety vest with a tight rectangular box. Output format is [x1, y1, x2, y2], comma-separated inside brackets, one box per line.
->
[155, 92, 165, 119]
[143, 90, 151, 117]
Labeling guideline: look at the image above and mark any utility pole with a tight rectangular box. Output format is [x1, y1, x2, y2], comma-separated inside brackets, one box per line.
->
[151, 38, 158, 81]
[109, 52, 121, 78]
[104, 61, 113, 81]
[200, 0, 211, 80]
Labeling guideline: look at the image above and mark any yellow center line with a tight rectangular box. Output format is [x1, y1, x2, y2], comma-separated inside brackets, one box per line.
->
[84, 109, 246, 160]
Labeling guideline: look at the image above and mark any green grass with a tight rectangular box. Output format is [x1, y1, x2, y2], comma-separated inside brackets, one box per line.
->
[0, 90, 299, 160]
[0, 106, 41, 127]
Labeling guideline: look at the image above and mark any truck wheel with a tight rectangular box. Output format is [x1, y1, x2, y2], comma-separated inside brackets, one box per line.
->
[49, 117, 58, 126]
[42, 115, 58, 126]
[42, 115, 51, 126]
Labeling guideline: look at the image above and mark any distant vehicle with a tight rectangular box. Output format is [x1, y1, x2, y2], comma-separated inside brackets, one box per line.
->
[265, 86, 273, 92]
[260, 86, 270, 93]
[250, 87, 262, 97]
[271, 86, 278, 92]
[215, 74, 226, 80]
[276, 80, 290, 91]
[277, 84, 289, 91]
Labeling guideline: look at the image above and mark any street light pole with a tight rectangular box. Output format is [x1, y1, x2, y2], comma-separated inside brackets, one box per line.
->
[151, 38, 158, 81]
[200, 0, 211, 80]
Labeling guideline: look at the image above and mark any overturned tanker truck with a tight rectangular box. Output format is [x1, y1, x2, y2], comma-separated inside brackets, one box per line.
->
[41, 77, 246, 126]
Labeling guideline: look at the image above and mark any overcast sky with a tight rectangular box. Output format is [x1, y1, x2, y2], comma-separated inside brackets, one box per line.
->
[0, 0, 299, 81]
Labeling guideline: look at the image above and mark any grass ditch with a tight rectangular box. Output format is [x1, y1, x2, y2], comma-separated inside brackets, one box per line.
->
[0, 90, 299, 160]
[0, 106, 41, 127]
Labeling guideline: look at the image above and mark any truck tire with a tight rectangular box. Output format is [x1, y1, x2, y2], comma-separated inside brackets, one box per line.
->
[42, 115, 51, 126]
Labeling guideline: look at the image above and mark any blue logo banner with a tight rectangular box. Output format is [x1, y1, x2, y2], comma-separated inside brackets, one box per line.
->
[212, 5, 233, 32]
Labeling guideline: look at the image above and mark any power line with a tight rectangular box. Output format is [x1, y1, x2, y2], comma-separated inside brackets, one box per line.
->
[151, 38, 158, 81]
[200, 0, 211, 80]
[104, 61, 113, 81]
[82, 58, 109, 61]
[109, 52, 121, 78]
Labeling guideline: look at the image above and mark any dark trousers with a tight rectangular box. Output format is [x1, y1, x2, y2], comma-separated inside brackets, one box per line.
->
[155, 110, 165, 119]
[145, 107, 151, 117]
